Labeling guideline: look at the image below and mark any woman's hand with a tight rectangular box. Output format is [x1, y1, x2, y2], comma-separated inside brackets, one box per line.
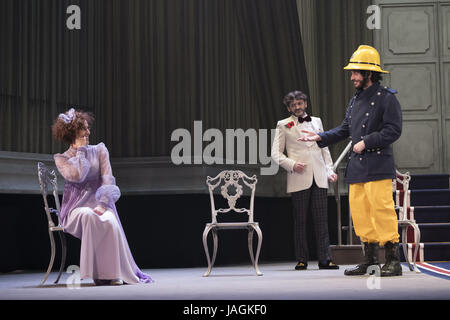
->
[93, 205, 107, 216]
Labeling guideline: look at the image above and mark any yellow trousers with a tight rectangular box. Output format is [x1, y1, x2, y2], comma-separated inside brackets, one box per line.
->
[349, 179, 399, 246]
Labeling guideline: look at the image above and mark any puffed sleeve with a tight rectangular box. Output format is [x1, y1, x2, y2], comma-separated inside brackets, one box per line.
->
[54, 147, 91, 183]
[94, 143, 121, 208]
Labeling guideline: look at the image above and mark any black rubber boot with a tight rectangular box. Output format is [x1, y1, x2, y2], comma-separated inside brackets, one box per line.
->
[381, 241, 403, 277]
[344, 242, 380, 276]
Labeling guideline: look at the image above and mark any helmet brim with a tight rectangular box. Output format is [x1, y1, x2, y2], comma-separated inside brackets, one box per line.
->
[344, 63, 389, 74]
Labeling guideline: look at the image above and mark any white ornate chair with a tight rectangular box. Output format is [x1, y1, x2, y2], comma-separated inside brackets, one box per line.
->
[37, 162, 67, 285]
[393, 169, 421, 272]
[202, 170, 263, 277]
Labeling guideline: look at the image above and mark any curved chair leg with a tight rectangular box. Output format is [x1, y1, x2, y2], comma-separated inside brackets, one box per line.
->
[202, 225, 214, 277]
[252, 225, 263, 276]
[54, 232, 67, 284]
[412, 224, 421, 273]
[211, 229, 218, 267]
[401, 226, 413, 271]
[41, 230, 56, 285]
[247, 228, 255, 265]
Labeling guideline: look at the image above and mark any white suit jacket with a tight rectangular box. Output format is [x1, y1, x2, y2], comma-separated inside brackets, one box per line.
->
[271, 114, 335, 193]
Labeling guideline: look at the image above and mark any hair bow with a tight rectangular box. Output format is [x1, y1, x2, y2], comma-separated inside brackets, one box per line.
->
[58, 108, 76, 124]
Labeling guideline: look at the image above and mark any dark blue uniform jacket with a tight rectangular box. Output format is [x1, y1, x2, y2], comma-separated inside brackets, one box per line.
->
[317, 82, 402, 184]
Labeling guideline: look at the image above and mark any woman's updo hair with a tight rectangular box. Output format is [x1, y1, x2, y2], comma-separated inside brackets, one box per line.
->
[52, 109, 94, 145]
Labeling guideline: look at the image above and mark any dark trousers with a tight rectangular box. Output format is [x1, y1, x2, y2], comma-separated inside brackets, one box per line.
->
[291, 180, 332, 264]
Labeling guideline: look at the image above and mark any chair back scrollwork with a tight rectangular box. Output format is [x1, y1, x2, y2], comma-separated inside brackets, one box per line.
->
[37, 162, 68, 285]
[393, 169, 411, 220]
[37, 162, 61, 228]
[206, 170, 258, 223]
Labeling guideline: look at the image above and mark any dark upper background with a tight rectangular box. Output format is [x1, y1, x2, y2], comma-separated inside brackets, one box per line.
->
[0, 0, 372, 159]
[0, 0, 371, 270]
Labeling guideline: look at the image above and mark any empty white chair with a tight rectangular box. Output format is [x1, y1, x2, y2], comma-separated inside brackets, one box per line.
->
[202, 170, 263, 277]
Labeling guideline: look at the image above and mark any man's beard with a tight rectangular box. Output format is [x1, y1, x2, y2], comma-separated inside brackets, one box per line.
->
[355, 74, 370, 90]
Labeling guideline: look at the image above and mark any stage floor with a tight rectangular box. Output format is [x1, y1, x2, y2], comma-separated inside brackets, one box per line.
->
[1, 261, 449, 300]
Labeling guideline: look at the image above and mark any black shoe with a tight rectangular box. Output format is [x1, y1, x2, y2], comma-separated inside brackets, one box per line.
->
[344, 242, 380, 276]
[344, 264, 370, 276]
[381, 242, 403, 277]
[344, 263, 381, 276]
[319, 260, 339, 269]
[295, 261, 308, 270]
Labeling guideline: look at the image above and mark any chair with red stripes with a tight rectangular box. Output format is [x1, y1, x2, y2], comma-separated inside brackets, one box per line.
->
[393, 169, 421, 272]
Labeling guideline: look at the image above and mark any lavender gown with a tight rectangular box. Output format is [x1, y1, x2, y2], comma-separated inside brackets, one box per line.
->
[54, 142, 152, 284]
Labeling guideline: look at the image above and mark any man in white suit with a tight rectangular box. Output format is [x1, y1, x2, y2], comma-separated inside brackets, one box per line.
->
[271, 90, 339, 270]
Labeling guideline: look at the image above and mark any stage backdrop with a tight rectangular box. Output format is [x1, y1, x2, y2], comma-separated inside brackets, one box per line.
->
[0, 0, 369, 271]
[373, 0, 450, 174]
[0, 0, 309, 158]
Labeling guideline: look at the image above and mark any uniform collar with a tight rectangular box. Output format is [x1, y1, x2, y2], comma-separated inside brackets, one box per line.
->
[356, 82, 380, 100]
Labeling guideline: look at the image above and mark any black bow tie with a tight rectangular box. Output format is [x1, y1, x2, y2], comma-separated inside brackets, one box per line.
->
[298, 115, 311, 123]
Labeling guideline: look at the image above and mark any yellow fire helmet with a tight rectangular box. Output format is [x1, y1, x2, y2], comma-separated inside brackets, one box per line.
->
[344, 45, 389, 74]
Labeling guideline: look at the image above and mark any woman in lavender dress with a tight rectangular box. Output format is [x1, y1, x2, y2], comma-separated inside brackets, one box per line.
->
[52, 108, 152, 285]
